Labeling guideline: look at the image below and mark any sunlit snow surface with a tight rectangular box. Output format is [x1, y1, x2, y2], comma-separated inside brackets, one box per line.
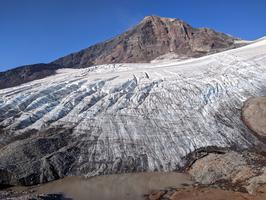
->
[1, 39, 266, 176]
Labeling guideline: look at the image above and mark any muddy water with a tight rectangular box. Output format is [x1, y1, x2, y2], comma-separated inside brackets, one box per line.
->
[35, 172, 193, 200]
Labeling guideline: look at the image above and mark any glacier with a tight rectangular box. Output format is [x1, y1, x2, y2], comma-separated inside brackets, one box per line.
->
[0, 38, 266, 185]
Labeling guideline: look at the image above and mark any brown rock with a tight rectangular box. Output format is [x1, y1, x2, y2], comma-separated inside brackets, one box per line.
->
[53, 16, 240, 68]
[188, 151, 266, 194]
[242, 97, 266, 138]
[165, 186, 266, 200]
[147, 190, 167, 200]
[188, 152, 250, 185]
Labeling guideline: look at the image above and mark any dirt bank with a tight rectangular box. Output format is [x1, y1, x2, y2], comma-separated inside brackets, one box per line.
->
[147, 185, 266, 200]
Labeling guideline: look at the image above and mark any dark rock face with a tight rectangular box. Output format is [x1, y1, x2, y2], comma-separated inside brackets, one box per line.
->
[53, 16, 240, 68]
[0, 127, 150, 186]
[0, 63, 60, 89]
[0, 190, 71, 200]
[0, 128, 77, 186]
[0, 16, 242, 89]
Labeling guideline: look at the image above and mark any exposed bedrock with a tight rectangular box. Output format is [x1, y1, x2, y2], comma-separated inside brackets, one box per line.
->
[188, 151, 266, 194]
[242, 97, 266, 138]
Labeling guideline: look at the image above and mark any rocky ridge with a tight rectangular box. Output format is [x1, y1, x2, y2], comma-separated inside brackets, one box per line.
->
[53, 16, 240, 68]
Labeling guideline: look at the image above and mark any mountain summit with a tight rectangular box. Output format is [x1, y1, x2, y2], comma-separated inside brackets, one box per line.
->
[0, 16, 242, 89]
[53, 15, 240, 68]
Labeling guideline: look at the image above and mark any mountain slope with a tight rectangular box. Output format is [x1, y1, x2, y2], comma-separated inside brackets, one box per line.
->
[0, 63, 60, 89]
[53, 16, 240, 68]
[0, 38, 265, 186]
[0, 16, 243, 89]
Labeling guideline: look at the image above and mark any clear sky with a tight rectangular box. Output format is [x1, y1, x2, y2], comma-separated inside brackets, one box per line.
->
[0, 0, 266, 71]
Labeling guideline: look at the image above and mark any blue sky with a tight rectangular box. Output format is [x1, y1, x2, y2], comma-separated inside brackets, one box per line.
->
[0, 0, 266, 71]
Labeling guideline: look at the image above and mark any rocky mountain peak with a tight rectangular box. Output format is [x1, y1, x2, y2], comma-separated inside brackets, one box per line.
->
[141, 15, 181, 23]
[52, 16, 239, 68]
[138, 15, 191, 35]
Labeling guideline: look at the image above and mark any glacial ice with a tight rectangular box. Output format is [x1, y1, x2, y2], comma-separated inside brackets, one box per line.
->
[0, 38, 266, 181]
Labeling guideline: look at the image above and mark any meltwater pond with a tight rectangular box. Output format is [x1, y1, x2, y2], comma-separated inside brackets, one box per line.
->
[34, 172, 193, 200]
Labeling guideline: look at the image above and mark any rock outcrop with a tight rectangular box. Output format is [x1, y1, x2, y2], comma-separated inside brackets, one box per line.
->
[0, 16, 243, 89]
[242, 97, 266, 138]
[188, 151, 266, 194]
[146, 185, 266, 200]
